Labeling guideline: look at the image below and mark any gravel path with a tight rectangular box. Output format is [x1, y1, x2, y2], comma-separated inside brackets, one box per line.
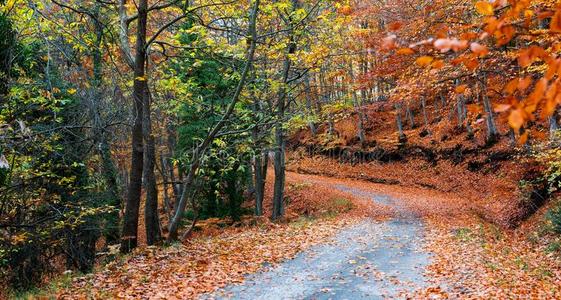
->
[204, 182, 431, 300]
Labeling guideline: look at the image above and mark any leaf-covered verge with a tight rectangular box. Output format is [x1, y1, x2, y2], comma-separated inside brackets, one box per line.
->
[13, 173, 378, 299]
[424, 209, 561, 299]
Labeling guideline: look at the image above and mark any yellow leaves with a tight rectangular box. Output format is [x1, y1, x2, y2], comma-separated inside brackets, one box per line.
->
[396, 48, 415, 55]
[475, 1, 494, 16]
[1, 0, 16, 13]
[470, 42, 488, 57]
[416, 56, 433, 67]
[67, 88, 77, 95]
[135, 76, 147, 81]
[550, 9, 561, 33]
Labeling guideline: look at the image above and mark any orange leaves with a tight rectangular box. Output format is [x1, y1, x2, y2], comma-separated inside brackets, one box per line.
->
[396, 48, 415, 55]
[463, 58, 479, 71]
[494, 104, 511, 113]
[517, 46, 547, 68]
[433, 38, 468, 53]
[470, 42, 488, 57]
[508, 108, 526, 132]
[475, 1, 494, 16]
[455, 84, 468, 94]
[431, 59, 445, 69]
[337, 5, 353, 16]
[550, 9, 561, 33]
[545, 58, 561, 80]
[495, 25, 515, 46]
[416, 56, 434, 67]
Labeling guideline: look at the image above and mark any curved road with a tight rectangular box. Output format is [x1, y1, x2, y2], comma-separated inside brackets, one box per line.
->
[204, 181, 431, 299]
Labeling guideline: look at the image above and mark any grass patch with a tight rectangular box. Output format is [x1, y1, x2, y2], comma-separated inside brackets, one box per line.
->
[10, 272, 75, 300]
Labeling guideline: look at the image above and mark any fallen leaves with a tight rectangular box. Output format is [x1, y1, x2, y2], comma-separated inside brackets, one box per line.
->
[424, 217, 561, 299]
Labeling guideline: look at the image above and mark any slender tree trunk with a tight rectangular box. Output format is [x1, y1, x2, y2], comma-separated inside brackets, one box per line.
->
[395, 103, 406, 143]
[272, 0, 299, 220]
[304, 72, 317, 136]
[143, 89, 161, 245]
[120, 0, 147, 253]
[348, 60, 366, 146]
[89, 6, 121, 244]
[167, 0, 260, 240]
[482, 90, 498, 143]
[406, 103, 415, 128]
[550, 112, 559, 141]
[251, 77, 266, 216]
[421, 97, 429, 127]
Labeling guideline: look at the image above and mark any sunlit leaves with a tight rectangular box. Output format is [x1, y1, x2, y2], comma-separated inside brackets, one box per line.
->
[416, 56, 433, 67]
[475, 1, 494, 16]
[508, 108, 526, 132]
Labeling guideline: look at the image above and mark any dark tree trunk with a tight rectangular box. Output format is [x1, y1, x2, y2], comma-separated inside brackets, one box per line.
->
[272, 0, 298, 220]
[254, 152, 265, 216]
[480, 74, 498, 143]
[120, 0, 147, 253]
[143, 89, 161, 246]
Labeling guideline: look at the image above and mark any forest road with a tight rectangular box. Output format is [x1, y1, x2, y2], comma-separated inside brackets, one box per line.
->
[203, 174, 431, 300]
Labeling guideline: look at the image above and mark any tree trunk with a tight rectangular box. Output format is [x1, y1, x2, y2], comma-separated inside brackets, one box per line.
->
[90, 6, 121, 244]
[272, 0, 298, 220]
[421, 97, 429, 127]
[120, 0, 147, 253]
[482, 90, 498, 143]
[304, 72, 317, 136]
[406, 104, 415, 128]
[143, 89, 161, 246]
[348, 60, 366, 146]
[395, 103, 406, 143]
[167, 0, 260, 241]
[549, 112, 559, 141]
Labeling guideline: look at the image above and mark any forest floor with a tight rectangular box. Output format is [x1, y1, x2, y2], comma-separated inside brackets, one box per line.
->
[52, 171, 561, 299]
